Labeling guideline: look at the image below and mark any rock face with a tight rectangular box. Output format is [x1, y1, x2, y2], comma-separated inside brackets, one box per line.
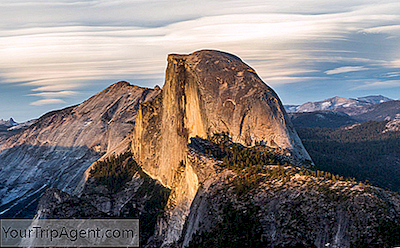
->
[133, 50, 311, 188]
[128, 50, 311, 246]
[0, 82, 159, 217]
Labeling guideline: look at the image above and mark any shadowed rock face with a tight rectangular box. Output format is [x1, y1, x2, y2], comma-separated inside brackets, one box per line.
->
[0, 82, 160, 217]
[133, 50, 311, 187]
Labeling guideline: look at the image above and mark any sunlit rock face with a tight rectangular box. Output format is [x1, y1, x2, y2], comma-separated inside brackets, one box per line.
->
[132, 50, 310, 188]
[0, 82, 159, 217]
[131, 50, 311, 246]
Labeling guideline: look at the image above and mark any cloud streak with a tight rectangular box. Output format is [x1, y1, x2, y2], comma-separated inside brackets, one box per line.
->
[351, 80, 400, 90]
[1, 0, 400, 120]
[28, 91, 78, 98]
[30, 98, 66, 106]
[325, 66, 369, 75]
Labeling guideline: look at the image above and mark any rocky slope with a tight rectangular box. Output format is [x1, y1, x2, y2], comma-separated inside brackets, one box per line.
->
[0, 82, 160, 217]
[36, 153, 170, 245]
[181, 163, 400, 248]
[384, 118, 400, 132]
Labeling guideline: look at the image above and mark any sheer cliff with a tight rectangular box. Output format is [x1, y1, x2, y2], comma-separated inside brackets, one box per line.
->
[0, 82, 159, 217]
[132, 50, 311, 188]
[125, 50, 312, 246]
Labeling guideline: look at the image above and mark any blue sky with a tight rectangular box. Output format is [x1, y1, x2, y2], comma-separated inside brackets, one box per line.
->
[1, 0, 400, 122]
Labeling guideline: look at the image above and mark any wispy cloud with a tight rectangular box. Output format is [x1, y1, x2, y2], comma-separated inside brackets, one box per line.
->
[30, 98, 66, 106]
[389, 59, 400, 68]
[352, 80, 400, 90]
[1, 0, 400, 120]
[325, 66, 369, 75]
[383, 72, 400, 78]
[362, 25, 400, 34]
[28, 91, 78, 98]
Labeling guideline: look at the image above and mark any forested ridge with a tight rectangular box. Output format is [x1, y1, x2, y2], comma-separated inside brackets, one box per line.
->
[186, 133, 400, 247]
[297, 121, 400, 191]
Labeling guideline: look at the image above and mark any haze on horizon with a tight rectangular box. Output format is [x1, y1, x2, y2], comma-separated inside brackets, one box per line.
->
[1, 0, 400, 122]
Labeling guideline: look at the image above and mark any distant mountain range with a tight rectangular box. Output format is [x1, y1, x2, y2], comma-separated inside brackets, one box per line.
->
[286, 95, 400, 129]
[355, 95, 393, 104]
[290, 95, 400, 194]
[285, 95, 393, 113]
[0, 118, 20, 145]
[0, 118, 18, 129]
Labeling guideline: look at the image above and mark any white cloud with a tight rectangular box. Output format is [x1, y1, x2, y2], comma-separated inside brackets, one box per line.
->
[362, 25, 400, 34]
[325, 66, 369, 75]
[1, 0, 400, 117]
[384, 72, 400, 77]
[30, 98, 66, 106]
[389, 59, 400, 68]
[28, 91, 78, 98]
[352, 80, 400, 90]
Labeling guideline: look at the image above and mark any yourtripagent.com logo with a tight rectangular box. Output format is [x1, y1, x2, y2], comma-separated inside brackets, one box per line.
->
[0, 219, 139, 247]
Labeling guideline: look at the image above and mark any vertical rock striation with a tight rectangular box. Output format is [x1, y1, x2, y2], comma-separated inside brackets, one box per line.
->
[131, 50, 311, 246]
[133, 50, 311, 188]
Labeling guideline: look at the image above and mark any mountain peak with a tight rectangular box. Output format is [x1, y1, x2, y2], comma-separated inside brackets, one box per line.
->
[291, 95, 393, 113]
[355, 95, 393, 104]
[331, 96, 347, 100]
[107, 81, 131, 89]
[133, 49, 311, 187]
[0, 118, 18, 127]
[96, 81, 153, 98]
[169, 49, 243, 63]
[9, 118, 17, 125]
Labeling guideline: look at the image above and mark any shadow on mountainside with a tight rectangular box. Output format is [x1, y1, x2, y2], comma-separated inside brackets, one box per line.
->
[0, 144, 102, 218]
